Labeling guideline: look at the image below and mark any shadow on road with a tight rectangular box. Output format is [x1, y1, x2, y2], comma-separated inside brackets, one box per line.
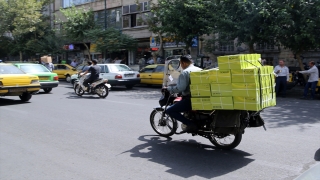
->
[0, 98, 30, 106]
[261, 99, 320, 129]
[122, 135, 253, 179]
[111, 86, 161, 100]
[315, 149, 320, 161]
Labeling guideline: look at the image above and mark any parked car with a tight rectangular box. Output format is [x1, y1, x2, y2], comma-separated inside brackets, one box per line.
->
[71, 64, 140, 89]
[53, 64, 78, 82]
[139, 64, 164, 85]
[14, 63, 59, 93]
[0, 63, 41, 101]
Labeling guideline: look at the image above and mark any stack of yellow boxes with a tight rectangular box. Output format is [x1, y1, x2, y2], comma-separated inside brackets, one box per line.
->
[190, 54, 276, 111]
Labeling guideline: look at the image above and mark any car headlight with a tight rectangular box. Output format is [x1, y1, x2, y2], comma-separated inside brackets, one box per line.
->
[31, 80, 39, 84]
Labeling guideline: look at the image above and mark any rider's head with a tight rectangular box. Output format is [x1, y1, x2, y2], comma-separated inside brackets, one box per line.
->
[180, 55, 192, 70]
[87, 61, 92, 66]
[92, 59, 98, 65]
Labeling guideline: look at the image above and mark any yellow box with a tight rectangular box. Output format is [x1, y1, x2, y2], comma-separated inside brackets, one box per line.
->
[191, 97, 212, 110]
[218, 55, 250, 69]
[190, 69, 231, 84]
[190, 84, 211, 97]
[233, 96, 262, 111]
[210, 97, 234, 110]
[231, 68, 260, 83]
[232, 83, 261, 98]
[210, 84, 232, 96]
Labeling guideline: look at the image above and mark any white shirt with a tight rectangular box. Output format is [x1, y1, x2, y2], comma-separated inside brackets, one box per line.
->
[299, 65, 319, 82]
[274, 65, 289, 81]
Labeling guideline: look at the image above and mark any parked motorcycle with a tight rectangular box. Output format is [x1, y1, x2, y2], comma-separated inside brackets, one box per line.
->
[74, 73, 111, 98]
[149, 60, 266, 150]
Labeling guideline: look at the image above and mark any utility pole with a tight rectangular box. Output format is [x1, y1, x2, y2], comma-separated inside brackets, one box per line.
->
[104, 0, 107, 29]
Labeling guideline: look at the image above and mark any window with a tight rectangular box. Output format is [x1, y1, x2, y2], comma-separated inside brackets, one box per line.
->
[109, 65, 132, 72]
[0, 65, 24, 74]
[62, 0, 95, 8]
[20, 65, 50, 73]
[122, 1, 150, 28]
[94, 8, 122, 29]
[140, 67, 155, 73]
[56, 65, 69, 70]
[130, 4, 138, 13]
[123, 15, 130, 28]
[154, 65, 164, 73]
[123, 6, 129, 14]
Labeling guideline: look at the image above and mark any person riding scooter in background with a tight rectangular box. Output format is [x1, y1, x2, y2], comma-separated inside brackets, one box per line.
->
[81, 59, 101, 92]
[164, 55, 202, 132]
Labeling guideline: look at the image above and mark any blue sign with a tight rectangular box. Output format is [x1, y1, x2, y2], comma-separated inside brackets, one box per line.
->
[192, 37, 198, 47]
[69, 44, 74, 50]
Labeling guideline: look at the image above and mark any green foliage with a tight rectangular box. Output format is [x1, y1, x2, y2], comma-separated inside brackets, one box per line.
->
[85, 28, 137, 53]
[148, 0, 212, 48]
[25, 34, 67, 56]
[59, 6, 96, 43]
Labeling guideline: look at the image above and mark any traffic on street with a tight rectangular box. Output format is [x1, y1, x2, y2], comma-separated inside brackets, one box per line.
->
[1, 81, 319, 180]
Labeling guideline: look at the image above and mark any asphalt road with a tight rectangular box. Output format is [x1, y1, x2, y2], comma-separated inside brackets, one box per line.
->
[1, 82, 319, 180]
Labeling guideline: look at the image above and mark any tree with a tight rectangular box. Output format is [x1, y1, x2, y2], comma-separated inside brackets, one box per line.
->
[205, 0, 285, 53]
[0, 0, 46, 60]
[59, 6, 97, 61]
[148, 0, 212, 50]
[85, 28, 137, 55]
[277, 0, 320, 71]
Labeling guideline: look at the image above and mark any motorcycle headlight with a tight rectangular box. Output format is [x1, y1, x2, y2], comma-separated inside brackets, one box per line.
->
[31, 80, 39, 84]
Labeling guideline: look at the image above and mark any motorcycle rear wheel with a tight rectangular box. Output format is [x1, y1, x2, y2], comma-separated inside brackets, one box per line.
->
[96, 85, 109, 98]
[74, 84, 84, 96]
[150, 109, 177, 137]
[209, 133, 242, 150]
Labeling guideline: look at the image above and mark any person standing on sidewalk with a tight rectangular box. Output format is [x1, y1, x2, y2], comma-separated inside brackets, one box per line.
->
[274, 60, 290, 97]
[298, 61, 319, 100]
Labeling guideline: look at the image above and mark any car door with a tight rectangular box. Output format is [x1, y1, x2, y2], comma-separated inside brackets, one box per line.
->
[151, 65, 165, 85]
[53, 65, 66, 78]
[139, 66, 155, 84]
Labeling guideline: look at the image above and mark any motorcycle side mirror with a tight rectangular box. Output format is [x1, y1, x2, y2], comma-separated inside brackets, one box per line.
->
[168, 59, 180, 71]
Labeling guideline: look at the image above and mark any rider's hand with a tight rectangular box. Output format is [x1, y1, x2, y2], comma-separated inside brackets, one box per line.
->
[161, 87, 167, 93]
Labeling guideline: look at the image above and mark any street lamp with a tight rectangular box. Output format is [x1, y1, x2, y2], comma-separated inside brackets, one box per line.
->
[104, 0, 107, 29]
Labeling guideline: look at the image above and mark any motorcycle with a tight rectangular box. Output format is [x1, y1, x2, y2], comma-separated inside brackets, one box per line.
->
[149, 59, 266, 150]
[74, 73, 111, 98]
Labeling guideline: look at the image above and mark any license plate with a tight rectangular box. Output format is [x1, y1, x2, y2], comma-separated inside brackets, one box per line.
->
[9, 88, 27, 92]
[125, 74, 134, 77]
[39, 76, 49, 80]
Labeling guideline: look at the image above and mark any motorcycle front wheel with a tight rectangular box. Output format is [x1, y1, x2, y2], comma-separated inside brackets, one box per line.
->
[208, 133, 242, 150]
[74, 84, 84, 96]
[95, 84, 109, 98]
[150, 109, 177, 137]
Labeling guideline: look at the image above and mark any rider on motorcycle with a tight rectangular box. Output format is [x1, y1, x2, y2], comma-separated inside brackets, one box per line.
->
[164, 55, 202, 132]
[81, 59, 101, 92]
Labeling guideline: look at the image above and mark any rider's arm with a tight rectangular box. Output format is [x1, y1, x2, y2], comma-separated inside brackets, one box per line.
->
[299, 66, 316, 74]
[167, 72, 188, 93]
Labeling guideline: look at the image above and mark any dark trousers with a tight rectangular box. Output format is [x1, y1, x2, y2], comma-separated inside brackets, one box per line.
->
[275, 76, 287, 97]
[166, 98, 193, 125]
[83, 78, 95, 89]
[304, 81, 318, 99]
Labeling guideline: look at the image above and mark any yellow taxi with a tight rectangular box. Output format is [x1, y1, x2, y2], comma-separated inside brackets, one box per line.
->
[139, 64, 164, 85]
[53, 64, 79, 82]
[0, 63, 41, 101]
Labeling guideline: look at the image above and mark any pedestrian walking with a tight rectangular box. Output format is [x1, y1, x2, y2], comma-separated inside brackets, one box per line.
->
[70, 59, 78, 67]
[298, 61, 319, 100]
[274, 60, 290, 97]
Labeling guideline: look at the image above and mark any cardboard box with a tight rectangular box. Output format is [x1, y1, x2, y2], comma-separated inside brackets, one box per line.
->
[233, 96, 262, 111]
[211, 97, 234, 110]
[190, 69, 231, 84]
[231, 68, 260, 83]
[218, 55, 250, 70]
[210, 84, 232, 96]
[41, 56, 52, 63]
[190, 84, 211, 97]
[232, 83, 261, 98]
[191, 97, 212, 110]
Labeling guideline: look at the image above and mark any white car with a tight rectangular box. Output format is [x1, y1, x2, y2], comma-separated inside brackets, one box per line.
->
[71, 64, 140, 89]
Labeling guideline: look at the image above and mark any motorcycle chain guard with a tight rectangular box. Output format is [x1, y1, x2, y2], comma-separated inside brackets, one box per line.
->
[212, 110, 242, 134]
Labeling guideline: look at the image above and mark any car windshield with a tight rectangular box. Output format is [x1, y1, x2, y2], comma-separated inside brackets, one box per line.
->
[110, 65, 132, 72]
[19, 65, 50, 73]
[0, 65, 25, 74]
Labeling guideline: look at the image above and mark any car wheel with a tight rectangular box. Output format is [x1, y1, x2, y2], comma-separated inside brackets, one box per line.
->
[126, 85, 134, 89]
[43, 88, 52, 93]
[19, 93, 32, 102]
[66, 75, 71, 83]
